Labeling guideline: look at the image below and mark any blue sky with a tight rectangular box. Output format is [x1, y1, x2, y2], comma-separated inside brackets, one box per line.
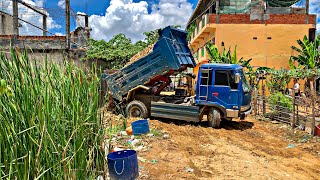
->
[58, 0, 320, 41]
[66, 0, 198, 15]
[53, 0, 199, 39]
[0, 0, 319, 40]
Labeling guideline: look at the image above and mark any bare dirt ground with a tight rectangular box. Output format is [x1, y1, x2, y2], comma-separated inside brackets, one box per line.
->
[137, 117, 320, 180]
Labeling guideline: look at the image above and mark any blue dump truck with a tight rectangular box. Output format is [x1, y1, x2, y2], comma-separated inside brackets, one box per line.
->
[103, 26, 251, 128]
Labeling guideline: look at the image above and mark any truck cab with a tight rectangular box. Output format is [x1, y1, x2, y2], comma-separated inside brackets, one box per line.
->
[195, 64, 251, 127]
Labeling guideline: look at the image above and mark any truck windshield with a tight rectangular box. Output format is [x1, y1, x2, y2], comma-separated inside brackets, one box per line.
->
[241, 71, 250, 93]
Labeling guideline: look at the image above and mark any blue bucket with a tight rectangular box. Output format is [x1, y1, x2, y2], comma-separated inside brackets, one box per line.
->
[107, 150, 139, 180]
[131, 119, 150, 135]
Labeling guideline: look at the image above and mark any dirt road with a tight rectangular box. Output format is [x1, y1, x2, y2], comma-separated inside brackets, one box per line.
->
[138, 117, 320, 179]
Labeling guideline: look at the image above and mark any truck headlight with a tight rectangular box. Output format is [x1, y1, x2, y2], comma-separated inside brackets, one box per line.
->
[240, 105, 250, 111]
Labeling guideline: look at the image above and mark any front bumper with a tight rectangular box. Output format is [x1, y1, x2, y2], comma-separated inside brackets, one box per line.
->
[240, 106, 252, 120]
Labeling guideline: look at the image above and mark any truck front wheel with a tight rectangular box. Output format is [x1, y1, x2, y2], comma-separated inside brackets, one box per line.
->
[208, 108, 221, 128]
[125, 100, 149, 119]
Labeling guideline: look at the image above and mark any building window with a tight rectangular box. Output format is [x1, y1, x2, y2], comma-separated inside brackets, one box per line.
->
[253, 37, 257, 40]
[211, 37, 216, 45]
[202, 16, 205, 28]
[309, 28, 316, 42]
[197, 23, 200, 34]
[267, 37, 272, 40]
[201, 48, 205, 57]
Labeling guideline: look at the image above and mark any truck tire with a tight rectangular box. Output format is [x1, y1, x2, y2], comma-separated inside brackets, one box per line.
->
[125, 100, 149, 119]
[208, 108, 221, 128]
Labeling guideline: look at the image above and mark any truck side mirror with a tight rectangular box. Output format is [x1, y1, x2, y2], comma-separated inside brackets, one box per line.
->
[235, 73, 241, 84]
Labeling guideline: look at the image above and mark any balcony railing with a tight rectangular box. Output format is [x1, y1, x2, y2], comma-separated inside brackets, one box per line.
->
[190, 14, 210, 42]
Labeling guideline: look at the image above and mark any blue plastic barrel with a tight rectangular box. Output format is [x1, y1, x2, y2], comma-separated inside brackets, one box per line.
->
[107, 150, 139, 180]
[131, 119, 150, 135]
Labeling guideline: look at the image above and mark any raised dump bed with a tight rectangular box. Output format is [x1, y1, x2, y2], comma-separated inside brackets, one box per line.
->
[104, 26, 196, 101]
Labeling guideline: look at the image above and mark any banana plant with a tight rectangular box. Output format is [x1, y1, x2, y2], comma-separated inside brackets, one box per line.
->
[205, 42, 260, 86]
[290, 35, 320, 69]
[290, 34, 320, 95]
[205, 42, 252, 67]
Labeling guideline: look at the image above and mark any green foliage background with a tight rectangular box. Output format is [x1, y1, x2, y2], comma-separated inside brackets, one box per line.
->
[268, 92, 293, 111]
[85, 29, 161, 69]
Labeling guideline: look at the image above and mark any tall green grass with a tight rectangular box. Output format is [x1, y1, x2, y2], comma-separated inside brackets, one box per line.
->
[0, 49, 105, 179]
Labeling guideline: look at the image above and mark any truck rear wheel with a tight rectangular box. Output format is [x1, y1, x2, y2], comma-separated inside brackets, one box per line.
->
[208, 108, 221, 128]
[125, 100, 149, 119]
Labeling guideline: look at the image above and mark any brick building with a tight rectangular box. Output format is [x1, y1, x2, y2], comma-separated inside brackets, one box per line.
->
[187, 0, 317, 72]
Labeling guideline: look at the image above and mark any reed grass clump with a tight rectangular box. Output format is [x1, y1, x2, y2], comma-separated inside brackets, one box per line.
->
[0, 49, 105, 179]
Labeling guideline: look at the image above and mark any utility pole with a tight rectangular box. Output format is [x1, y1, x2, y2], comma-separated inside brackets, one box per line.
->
[215, 0, 219, 24]
[12, 0, 18, 45]
[306, 0, 309, 24]
[43, 15, 47, 36]
[17, 0, 48, 36]
[66, 0, 70, 50]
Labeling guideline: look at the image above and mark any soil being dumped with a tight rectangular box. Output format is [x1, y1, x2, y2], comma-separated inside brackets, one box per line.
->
[125, 44, 155, 67]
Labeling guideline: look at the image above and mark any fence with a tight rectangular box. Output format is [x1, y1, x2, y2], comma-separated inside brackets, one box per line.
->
[252, 86, 320, 136]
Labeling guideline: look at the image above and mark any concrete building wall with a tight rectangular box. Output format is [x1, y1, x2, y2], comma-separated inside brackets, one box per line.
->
[0, 35, 66, 49]
[0, 13, 14, 35]
[190, 14, 317, 69]
[213, 24, 314, 69]
[189, 13, 317, 92]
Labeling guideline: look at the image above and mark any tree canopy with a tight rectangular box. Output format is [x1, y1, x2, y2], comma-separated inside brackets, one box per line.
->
[85, 27, 182, 69]
[85, 26, 183, 69]
[85, 34, 149, 69]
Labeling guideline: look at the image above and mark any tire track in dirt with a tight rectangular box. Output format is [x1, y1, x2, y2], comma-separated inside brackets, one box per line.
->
[138, 118, 320, 179]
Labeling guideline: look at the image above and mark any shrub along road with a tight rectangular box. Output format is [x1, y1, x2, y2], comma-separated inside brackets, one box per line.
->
[137, 117, 320, 179]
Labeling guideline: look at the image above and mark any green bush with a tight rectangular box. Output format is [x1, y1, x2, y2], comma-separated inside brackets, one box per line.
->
[0, 49, 105, 179]
[269, 92, 293, 111]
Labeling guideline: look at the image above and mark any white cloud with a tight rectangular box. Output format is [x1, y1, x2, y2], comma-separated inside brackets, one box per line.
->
[1, 0, 61, 36]
[305, 0, 320, 32]
[89, 0, 193, 42]
[58, 0, 65, 9]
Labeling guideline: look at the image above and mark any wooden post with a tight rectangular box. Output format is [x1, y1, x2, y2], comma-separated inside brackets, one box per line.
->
[66, 0, 70, 50]
[43, 15, 47, 36]
[296, 98, 299, 124]
[278, 96, 281, 120]
[311, 97, 316, 136]
[311, 78, 316, 136]
[292, 94, 296, 128]
[306, 0, 309, 24]
[85, 14, 90, 38]
[12, 0, 18, 45]
[262, 81, 266, 114]
[215, 0, 219, 24]
[254, 87, 258, 115]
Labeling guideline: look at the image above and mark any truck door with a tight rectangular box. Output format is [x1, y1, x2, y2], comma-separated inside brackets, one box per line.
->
[198, 69, 213, 101]
[212, 70, 239, 109]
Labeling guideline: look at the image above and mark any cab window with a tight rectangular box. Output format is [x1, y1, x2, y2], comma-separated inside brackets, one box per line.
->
[215, 70, 229, 86]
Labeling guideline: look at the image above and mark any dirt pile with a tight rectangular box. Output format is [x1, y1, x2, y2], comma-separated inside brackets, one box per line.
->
[125, 44, 155, 67]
